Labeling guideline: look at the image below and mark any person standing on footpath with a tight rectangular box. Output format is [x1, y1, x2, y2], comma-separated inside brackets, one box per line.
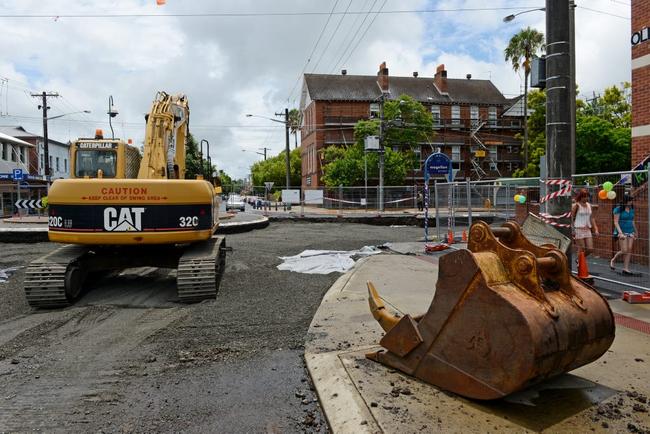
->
[610, 195, 638, 275]
[572, 189, 599, 259]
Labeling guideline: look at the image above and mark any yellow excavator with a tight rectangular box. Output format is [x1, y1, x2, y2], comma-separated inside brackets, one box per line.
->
[24, 92, 227, 307]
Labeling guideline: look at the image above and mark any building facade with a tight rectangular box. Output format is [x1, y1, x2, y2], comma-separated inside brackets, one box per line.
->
[299, 63, 525, 188]
[632, 0, 650, 163]
[0, 126, 70, 179]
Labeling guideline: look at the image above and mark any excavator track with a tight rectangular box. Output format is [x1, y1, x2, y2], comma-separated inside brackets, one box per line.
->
[24, 245, 90, 308]
[176, 236, 226, 303]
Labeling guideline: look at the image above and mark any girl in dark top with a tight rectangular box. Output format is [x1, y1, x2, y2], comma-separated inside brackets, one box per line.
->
[610, 195, 638, 275]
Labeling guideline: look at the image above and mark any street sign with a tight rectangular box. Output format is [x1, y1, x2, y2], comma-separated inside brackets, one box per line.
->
[15, 199, 44, 209]
[425, 152, 451, 177]
[264, 181, 274, 190]
[12, 168, 23, 180]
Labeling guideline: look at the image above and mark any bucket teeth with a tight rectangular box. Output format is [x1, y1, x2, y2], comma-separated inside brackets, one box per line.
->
[367, 281, 399, 332]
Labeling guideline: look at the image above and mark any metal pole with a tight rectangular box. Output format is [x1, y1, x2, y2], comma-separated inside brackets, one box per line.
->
[364, 151, 368, 210]
[466, 178, 472, 228]
[546, 0, 573, 256]
[41, 93, 50, 192]
[379, 93, 385, 212]
[647, 167, 650, 280]
[424, 174, 430, 242]
[284, 108, 291, 189]
[108, 95, 115, 139]
[435, 181, 441, 241]
[569, 0, 576, 175]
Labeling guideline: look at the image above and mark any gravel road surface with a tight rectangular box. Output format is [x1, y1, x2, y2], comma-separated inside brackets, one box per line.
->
[0, 221, 422, 433]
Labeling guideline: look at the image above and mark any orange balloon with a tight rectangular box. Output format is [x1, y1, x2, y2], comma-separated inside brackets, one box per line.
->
[598, 189, 608, 200]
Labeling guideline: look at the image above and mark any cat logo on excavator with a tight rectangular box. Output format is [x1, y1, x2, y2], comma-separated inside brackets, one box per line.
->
[367, 221, 615, 400]
[103, 207, 145, 232]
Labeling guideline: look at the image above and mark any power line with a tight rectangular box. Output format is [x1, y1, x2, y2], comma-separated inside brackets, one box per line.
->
[576, 5, 630, 19]
[338, 0, 389, 70]
[328, 0, 372, 74]
[285, 0, 340, 103]
[309, 0, 353, 73]
[0, 6, 546, 19]
[330, 0, 379, 74]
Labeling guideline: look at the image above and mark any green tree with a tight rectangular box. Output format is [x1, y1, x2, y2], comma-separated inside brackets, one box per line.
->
[250, 148, 301, 187]
[504, 27, 545, 167]
[288, 108, 302, 149]
[321, 94, 431, 187]
[513, 83, 632, 176]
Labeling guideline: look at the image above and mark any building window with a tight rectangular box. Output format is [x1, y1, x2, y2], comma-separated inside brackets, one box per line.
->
[40, 154, 44, 173]
[11, 146, 16, 162]
[470, 106, 479, 127]
[431, 105, 441, 126]
[413, 148, 422, 170]
[64, 159, 68, 172]
[452, 145, 461, 161]
[451, 105, 461, 125]
[489, 146, 498, 160]
[488, 107, 497, 127]
[0, 142, 5, 160]
[370, 103, 380, 119]
[56, 157, 60, 172]
[20, 147, 26, 163]
[49, 155, 53, 170]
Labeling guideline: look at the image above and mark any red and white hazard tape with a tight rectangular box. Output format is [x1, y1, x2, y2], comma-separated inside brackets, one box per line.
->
[541, 179, 571, 186]
[539, 211, 572, 220]
[537, 179, 573, 227]
[539, 185, 572, 204]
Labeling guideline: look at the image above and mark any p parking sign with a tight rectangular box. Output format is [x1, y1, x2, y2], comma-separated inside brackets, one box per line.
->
[12, 168, 23, 180]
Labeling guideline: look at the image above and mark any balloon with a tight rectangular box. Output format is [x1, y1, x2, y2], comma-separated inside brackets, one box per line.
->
[518, 195, 526, 204]
[603, 181, 614, 192]
[598, 189, 608, 200]
[514, 194, 521, 203]
[607, 190, 617, 200]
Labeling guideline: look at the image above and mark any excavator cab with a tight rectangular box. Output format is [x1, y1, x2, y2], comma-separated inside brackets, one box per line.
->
[69, 130, 141, 180]
[367, 221, 615, 400]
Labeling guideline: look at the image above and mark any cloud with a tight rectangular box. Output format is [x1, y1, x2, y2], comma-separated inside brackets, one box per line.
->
[0, 0, 632, 180]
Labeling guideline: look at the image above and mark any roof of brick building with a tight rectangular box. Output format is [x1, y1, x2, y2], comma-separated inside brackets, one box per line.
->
[303, 73, 508, 106]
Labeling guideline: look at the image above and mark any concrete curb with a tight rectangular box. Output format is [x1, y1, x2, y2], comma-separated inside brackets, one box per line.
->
[216, 216, 269, 234]
[268, 214, 496, 227]
[0, 227, 48, 243]
[304, 259, 381, 433]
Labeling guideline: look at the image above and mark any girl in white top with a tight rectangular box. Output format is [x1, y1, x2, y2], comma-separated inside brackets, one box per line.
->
[572, 189, 599, 258]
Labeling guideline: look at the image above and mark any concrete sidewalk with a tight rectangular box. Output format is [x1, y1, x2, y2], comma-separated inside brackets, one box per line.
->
[305, 252, 650, 433]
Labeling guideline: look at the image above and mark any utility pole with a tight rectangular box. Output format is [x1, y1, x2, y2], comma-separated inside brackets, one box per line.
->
[569, 0, 576, 174]
[545, 0, 573, 242]
[378, 93, 386, 212]
[275, 108, 291, 189]
[258, 147, 270, 160]
[31, 91, 59, 186]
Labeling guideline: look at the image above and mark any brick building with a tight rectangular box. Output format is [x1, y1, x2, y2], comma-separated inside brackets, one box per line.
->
[298, 62, 525, 188]
[632, 0, 650, 162]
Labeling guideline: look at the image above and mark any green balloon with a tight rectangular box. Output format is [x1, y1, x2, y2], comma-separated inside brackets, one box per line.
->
[603, 181, 613, 192]
[518, 195, 526, 204]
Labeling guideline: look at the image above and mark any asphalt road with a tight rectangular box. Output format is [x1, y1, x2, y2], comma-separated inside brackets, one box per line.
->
[0, 221, 423, 433]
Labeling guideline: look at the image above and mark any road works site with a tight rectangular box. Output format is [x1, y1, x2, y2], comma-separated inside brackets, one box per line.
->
[1, 219, 650, 433]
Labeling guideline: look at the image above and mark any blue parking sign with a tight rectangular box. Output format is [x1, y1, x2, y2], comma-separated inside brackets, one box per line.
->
[12, 168, 23, 180]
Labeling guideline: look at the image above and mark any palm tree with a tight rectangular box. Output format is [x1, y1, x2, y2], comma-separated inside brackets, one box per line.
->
[504, 27, 545, 169]
[288, 108, 302, 149]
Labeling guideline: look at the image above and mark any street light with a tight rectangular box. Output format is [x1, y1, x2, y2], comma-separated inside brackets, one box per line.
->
[107, 96, 118, 139]
[503, 7, 546, 22]
[245, 111, 291, 189]
[200, 139, 211, 181]
[45, 110, 91, 121]
[241, 148, 268, 160]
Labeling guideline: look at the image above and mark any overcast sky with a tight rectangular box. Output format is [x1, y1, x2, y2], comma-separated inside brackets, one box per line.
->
[0, 0, 631, 180]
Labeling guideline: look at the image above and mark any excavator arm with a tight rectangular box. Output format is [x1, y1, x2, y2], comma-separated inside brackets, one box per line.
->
[137, 92, 189, 179]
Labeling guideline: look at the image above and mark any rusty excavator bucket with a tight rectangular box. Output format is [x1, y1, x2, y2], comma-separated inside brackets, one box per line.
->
[367, 221, 615, 400]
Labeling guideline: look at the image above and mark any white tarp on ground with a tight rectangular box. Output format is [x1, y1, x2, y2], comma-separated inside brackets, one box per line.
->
[0, 267, 20, 283]
[277, 246, 382, 274]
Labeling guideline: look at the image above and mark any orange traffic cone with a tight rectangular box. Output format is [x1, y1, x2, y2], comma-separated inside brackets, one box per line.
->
[447, 230, 454, 244]
[462, 230, 468, 242]
[577, 251, 594, 284]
